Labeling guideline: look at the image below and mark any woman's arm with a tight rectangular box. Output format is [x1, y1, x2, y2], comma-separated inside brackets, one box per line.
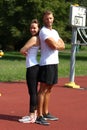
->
[20, 36, 39, 56]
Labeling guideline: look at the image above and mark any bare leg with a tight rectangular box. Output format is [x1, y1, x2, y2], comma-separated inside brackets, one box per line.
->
[43, 85, 53, 114]
[37, 83, 48, 116]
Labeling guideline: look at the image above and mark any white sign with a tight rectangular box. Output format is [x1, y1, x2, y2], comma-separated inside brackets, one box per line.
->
[70, 5, 86, 27]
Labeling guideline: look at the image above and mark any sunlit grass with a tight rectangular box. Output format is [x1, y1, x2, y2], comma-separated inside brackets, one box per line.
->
[0, 44, 87, 82]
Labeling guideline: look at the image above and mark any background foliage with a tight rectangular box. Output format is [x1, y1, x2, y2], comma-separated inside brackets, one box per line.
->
[0, 0, 87, 51]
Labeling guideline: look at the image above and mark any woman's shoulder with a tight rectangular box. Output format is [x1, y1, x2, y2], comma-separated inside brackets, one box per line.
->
[31, 36, 40, 46]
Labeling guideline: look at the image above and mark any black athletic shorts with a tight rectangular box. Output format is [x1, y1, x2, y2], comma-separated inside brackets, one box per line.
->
[38, 64, 58, 85]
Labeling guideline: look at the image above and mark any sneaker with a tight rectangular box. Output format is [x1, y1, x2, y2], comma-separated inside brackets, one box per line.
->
[22, 116, 30, 119]
[34, 113, 37, 121]
[35, 116, 50, 125]
[18, 116, 30, 122]
[43, 113, 59, 121]
[18, 115, 35, 123]
[23, 117, 35, 123]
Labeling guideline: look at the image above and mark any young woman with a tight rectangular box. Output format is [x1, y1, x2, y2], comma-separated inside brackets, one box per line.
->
[19, 19, 40, 123]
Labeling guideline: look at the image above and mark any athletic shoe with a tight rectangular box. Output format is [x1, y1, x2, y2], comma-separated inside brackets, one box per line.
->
[34, 113, 37, 121]
[35, 116, 50, 125]
[18, 116, 30, 122]
[22, 116, 30, 119]
[18, 115, 36, 123]
[43, 113, 59, 121]
[22, 117, 35, 123]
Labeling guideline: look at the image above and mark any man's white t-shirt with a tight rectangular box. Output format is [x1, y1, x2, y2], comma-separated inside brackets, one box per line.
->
[39, 26, 60, 66]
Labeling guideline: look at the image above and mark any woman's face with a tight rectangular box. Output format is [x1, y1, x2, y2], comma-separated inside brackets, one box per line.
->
[30, 23, 39, 36]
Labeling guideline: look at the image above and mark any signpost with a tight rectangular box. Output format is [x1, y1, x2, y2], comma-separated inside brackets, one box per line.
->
[65, 4, 86, 88]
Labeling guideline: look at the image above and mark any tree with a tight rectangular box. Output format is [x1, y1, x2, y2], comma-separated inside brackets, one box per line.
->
[0, 0, 86, 50]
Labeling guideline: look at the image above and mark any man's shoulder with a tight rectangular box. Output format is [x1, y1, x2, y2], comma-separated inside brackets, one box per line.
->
[40, 26, 50, 33]
[41, 26, 47, 31]
[52, 28, 58, 33]
[40, 27, 49, 35]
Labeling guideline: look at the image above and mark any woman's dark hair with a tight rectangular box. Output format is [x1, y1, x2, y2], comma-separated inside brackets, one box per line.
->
[30, 19, 40, 36]
[31, 19, 40, 28]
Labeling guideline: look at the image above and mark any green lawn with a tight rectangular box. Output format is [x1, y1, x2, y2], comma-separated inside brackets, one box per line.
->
[0, 44, 87, 82]
[59, 48, 87, 77]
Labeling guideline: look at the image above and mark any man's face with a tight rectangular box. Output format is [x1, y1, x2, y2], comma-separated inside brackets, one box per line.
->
[43, 13, 54, 28]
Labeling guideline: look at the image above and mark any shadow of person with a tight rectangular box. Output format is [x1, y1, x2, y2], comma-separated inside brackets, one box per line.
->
[0, 114, 21, 122]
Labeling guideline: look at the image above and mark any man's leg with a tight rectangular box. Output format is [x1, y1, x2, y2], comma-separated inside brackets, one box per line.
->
[37, 83, 48, 116]
[35, 83, 50, 125]
[43, 85, 52, 114]
[43, 85, 59, 121]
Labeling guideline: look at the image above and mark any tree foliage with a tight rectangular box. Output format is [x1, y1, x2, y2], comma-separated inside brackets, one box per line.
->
[0, 0, 87, 50]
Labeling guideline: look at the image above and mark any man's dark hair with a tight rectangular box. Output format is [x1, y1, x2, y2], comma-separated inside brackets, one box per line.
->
[43, 10, 53, 18]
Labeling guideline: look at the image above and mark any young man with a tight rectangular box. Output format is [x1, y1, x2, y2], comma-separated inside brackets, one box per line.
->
[35, 11, 65, 125]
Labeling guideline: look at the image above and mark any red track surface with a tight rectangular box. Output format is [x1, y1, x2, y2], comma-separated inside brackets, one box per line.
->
[0, 76, 87, 130]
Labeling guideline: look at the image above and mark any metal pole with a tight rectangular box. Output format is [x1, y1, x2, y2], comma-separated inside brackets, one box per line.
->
[69, 27, 77, 82]
[65, 27, 80, 88]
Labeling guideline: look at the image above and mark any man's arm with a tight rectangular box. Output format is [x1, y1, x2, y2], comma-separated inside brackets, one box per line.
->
[45, 37, 58, 49]
[56, 38, 65, 50]
[45, 37, 65, 50]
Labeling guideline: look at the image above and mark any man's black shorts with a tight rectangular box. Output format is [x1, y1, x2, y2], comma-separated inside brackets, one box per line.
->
[38, 64, 58, 85]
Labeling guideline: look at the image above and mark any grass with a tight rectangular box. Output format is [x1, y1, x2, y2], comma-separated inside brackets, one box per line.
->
[0, 44, 87, 82]
[0, 52, 26, 82]
[59, 45, 87, 77]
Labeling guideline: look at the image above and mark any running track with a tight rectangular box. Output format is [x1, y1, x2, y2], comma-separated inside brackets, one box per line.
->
[0, 76, 87, 130]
